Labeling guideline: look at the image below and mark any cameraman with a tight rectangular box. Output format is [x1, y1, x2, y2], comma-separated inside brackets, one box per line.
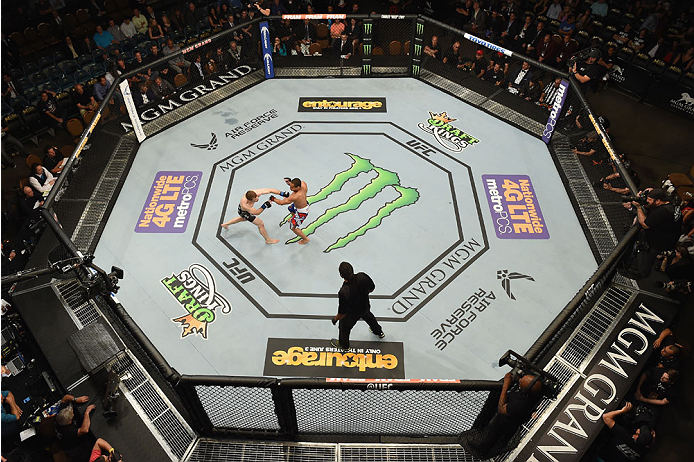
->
[569, 48, 601, 93]
[629, 188, 682, 279]
[459, 372, 542, 458]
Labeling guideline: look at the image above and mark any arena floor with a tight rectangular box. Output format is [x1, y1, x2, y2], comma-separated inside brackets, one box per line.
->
[93, 77, 597, 380]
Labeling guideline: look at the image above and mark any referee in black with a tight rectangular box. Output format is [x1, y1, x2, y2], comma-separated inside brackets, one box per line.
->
[331, 262, 385, 351]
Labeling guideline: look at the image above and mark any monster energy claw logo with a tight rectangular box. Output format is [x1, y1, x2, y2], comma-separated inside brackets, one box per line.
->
[412, 64, 420, 76]
[279, 153, 419, 252]
[414, 44, 422, 56]
[364, 23, 372, 34]
[363, 64, 371, 74]
[364, 44, 372, 55]
[417, 23, 424, 35]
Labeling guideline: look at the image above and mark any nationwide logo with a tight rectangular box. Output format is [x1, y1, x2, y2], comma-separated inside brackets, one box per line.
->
[190, 132, 218, 150]
[671, 92, 694, 115]
[497, 269, 534, 300]
[279, 153, 419, 251]
[418, 111, 480, 152]
[298, 97, 386, 112]
[136, 171, 202, 233]
[162, 263, 232, 339]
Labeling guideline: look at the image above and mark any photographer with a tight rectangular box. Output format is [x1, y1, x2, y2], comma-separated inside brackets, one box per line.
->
[459, 372, 542, 458]
[599, 402, 655, 462]
[627, 188, 682, 279]
[569, 48, 601, 93]
[656, 246, 694, 281]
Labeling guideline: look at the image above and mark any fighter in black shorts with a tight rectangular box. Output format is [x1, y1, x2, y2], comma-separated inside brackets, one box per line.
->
[221, 188, 281, 244]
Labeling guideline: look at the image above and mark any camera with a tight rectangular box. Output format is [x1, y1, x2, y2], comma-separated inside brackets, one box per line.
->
[621, 190, 649, 205]
[567, 47, 601, 69]
[655, 280, 692, 293]
[498, 350, 561, 399]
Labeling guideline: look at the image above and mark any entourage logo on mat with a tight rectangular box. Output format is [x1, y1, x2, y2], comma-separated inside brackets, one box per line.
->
[497, 269, 534, 300]
[279, 153, 419, 251]
[161, 263, 232, 339]
[264, 338, 405, 378]
[135, 171, 202, 233]
[298, 97, 387, 112]
[190, 132, 218, 150]
[418, 111, 480, 152]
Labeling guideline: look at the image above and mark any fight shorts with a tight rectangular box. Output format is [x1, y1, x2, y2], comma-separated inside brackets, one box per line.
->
[238, 204, 255, 222]
[290, 205, 309, 229]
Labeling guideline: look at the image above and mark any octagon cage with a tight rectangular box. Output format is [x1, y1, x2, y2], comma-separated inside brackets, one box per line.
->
[4, 13, 643, 461]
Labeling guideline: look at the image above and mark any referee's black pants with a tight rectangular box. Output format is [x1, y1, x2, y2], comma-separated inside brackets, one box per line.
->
[338, 311, 382, 349]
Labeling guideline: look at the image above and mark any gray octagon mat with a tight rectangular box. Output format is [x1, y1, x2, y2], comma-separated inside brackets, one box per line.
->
[95, 78, 597, 380]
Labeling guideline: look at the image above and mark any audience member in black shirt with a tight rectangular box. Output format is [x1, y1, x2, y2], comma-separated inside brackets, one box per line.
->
[37, 90, 68, 130]
[55, 394, 96, 461]
[600, 402, 655, 462]
[42, 145, 65, 175]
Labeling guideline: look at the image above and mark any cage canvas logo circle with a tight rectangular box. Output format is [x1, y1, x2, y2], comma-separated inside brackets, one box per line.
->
[482, 174, 549, 239]
[135, 171, 202, 233]
[161, 263, 232, 339]
[418, 111, 480, 152]
[298, 97, 387, 112]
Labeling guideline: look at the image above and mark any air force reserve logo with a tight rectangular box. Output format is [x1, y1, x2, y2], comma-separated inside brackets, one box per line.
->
[497, 269, 534, 300]
[190, 132, 218, 150]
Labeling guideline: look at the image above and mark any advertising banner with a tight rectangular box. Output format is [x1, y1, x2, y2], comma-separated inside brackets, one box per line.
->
[482, 174, 549, 239]
[119, 79, 146, 142]
[515, 293, 679, 462]
[644, 79, 694, 119]
[259, 21, 274, 79]
[542, 79, 569, 144]
[135, 171, 202, 233]
[264, 338, 405, 378]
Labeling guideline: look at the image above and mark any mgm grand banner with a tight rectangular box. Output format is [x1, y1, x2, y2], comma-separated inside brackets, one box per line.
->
[516, 292, 679, 462]
[122, 65, 256, 130]
[644, 79, 694, 120]
[264, 338, 405, 378]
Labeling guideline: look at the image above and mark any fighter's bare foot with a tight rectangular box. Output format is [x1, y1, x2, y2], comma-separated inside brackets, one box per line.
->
[266, 239, 279, 244]
[221, 224, 229, 230]
[298, 238, 310, 245]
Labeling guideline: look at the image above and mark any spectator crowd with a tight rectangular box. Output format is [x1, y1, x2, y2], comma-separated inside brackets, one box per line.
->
[1, 1, 693, 461]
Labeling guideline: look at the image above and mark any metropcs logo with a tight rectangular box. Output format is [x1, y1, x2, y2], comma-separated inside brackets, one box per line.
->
[418, 111, 480, 152]
[277, 153, 419, 251]
[161, 264, 232, 339]
[135, 171, 202, 233]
